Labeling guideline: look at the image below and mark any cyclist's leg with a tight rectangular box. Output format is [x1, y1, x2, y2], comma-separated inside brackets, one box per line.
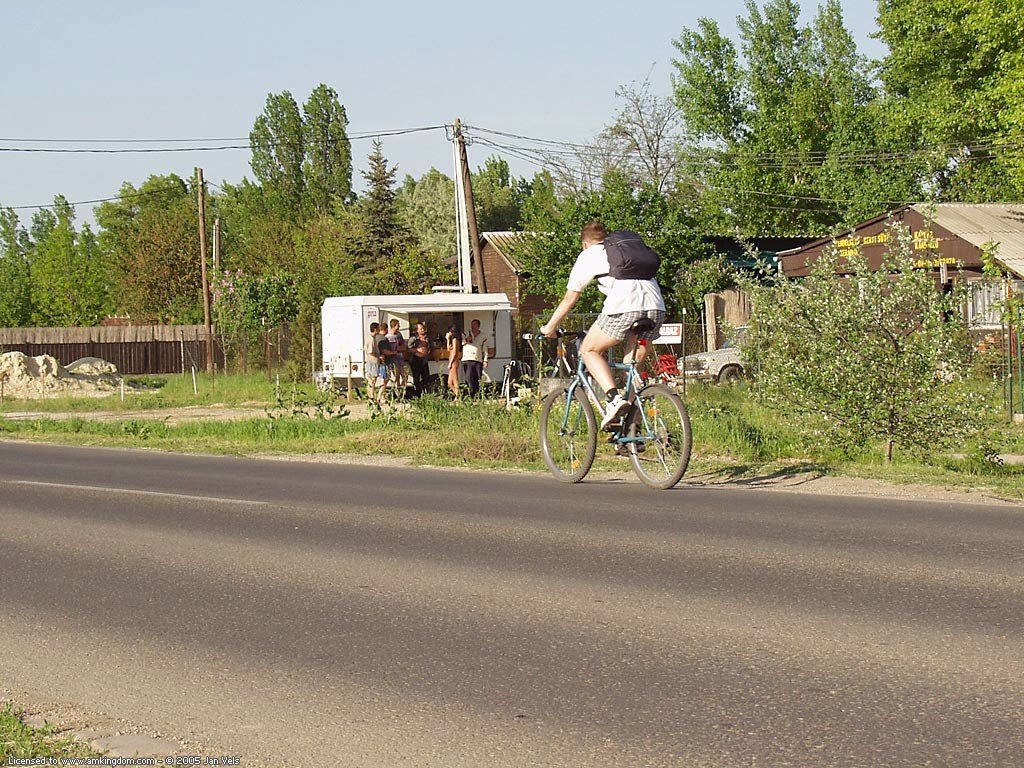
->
[578, 324, 620, 394]
[622, 310, 665, 367]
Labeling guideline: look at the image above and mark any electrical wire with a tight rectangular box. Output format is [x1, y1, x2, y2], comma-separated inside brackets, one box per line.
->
[7, 184, 189, 212]
[0, 125, 450, 154]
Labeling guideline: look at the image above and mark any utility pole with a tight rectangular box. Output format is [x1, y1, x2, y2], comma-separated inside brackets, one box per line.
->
[196, 167, 214, 376]
[453, 119, 486, 293]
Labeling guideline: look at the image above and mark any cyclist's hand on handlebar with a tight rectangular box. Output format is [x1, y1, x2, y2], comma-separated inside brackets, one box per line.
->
[539, 322, 560, 339]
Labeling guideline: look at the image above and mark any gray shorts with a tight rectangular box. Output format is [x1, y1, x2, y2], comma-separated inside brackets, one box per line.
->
[365, 360, 379, 379]
[593, 309, 666, 342]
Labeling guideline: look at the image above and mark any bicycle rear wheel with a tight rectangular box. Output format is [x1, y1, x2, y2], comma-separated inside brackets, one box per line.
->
[540, 386, 597, 483]
[627, 383, 691, 489]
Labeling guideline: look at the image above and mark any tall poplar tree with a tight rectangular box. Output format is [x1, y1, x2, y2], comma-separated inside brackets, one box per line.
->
[249, 91, 306, 220]
[302, 84, 353, 215]
[0, 208, 32, 326]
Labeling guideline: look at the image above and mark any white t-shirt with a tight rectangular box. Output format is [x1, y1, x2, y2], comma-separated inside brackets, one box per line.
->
[461, 334, 488, 363]
[566, 243, 665, 315]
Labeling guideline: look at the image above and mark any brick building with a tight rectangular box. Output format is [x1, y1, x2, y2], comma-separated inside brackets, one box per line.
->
[478, 232, 550, 332]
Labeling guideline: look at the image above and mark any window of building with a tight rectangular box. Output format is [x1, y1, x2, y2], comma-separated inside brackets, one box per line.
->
[968, 280, 1007, 328]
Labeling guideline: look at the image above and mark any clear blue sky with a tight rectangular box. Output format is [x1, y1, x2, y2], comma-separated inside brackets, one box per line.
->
[1, 0, 885, 225]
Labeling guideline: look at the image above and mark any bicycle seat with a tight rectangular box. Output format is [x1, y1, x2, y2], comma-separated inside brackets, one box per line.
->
[629, 318, 656, 334]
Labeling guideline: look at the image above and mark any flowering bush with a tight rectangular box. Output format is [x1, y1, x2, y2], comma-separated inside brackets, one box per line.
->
[741, 223, 978, 462]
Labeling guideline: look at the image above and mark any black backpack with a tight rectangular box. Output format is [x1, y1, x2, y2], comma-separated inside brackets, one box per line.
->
[601, 230, 661, 280]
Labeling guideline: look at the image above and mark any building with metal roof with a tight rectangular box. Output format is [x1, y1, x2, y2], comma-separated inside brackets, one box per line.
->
[779, 203, 1024, 279]
[778, 203, 1024, 329]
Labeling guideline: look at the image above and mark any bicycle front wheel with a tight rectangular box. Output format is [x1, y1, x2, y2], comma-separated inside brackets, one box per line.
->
[540, 386, 597, 483]
[628, 383, 692, 490]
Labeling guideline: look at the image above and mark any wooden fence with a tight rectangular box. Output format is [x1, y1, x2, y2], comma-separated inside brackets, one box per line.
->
[0, 325, 224, 375]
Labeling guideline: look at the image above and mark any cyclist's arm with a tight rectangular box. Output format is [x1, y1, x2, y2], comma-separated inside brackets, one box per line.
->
[540, 289, 581, 338]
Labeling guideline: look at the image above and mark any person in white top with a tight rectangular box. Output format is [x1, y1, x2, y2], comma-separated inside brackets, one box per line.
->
[539, 220, 666, 430]
[461, 318, 490, 397]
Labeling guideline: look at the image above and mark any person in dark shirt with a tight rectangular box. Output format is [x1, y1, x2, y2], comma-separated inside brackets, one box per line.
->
[376, 332, 395, 403]
[407, 322, 433, 395]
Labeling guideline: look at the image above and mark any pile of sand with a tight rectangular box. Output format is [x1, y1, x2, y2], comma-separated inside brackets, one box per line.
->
[65, 357, 119, 377]
[0, 352, 122, 399]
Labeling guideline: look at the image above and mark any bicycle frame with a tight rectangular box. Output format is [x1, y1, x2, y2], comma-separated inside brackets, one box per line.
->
[558, 335, 655, 448]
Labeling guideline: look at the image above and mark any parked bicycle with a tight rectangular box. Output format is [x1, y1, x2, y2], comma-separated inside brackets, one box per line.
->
[535, 318, 692, 489]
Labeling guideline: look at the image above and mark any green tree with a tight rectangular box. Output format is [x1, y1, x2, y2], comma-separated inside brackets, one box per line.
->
[675, 254, 736, 319]
[742, 224, 975, 462]
[672, 0, 916, 236]
[519, 173, 705, 317]
[288, 212, 369, 377]
[357, 140, 408, 260]
[212, 268, 297, 376]
[0, 208, 32, 326]
[302, 84, 353, 215]
[214, 178, 298, 275]
[28, 197, 109, 325]
[471, 156, 530, 232]
[250, 91, 306, 220]
[397, 168, 456, 263]
[876, 0, 1024, 200]
[519, 170, 561, 230]
[96, 177, 202, 323]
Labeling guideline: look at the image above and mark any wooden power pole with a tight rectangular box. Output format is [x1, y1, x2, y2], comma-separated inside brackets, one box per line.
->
[196, 167, 214, 375]
[454, 119, 486, 293]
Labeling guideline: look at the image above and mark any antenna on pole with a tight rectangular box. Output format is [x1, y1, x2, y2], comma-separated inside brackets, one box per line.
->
[196, 167, 214, 376]
[452, 119, 486, 294]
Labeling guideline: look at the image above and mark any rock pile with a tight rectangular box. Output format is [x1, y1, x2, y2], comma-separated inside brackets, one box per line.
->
[0, 352, 121, 398]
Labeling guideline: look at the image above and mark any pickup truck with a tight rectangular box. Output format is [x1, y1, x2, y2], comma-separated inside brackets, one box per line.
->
[682, 327, 747, 384]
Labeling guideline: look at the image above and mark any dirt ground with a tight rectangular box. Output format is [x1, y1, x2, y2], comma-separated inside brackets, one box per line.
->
[0, 402, 372, 425]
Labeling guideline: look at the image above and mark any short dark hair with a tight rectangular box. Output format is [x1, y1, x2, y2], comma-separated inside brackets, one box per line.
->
[581, 220, 607, 243]
[369, 322, 379, 332]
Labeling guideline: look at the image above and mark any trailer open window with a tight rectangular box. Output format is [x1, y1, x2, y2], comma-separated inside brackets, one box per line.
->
[318, 293, 512, 386]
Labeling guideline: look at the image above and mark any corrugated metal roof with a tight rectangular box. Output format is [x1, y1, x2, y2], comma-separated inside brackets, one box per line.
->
[481, 231, 534, 272]
[913, 203, 1024, 278]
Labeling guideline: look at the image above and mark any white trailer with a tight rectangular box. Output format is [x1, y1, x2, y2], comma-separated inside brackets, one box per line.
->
[319, 292, 514, 387]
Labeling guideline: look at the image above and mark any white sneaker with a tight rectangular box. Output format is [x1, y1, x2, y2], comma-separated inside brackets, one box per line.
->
[600, 394, 630, 431]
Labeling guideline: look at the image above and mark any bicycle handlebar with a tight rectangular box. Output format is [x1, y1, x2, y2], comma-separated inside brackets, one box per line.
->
[522, 328, 583, 340]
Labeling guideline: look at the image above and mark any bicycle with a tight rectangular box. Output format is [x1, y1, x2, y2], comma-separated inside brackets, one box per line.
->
[535, 318, 692, 490]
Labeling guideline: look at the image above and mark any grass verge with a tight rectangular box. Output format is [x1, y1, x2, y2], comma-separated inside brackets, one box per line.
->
[0, 703, 100, 760]
[2, 381, 1024, 498]
[0, 372, 291, 413]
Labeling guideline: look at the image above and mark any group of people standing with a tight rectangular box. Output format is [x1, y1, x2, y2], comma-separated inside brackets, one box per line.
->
[364, 319, 490, 403]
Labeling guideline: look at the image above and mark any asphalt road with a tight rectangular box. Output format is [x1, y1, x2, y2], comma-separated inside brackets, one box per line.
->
[1, 442, 1022, 767]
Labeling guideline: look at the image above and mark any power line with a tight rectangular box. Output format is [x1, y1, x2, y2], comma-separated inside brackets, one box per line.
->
[0, 125, 450, 154]
[0, 145, 251, 155]
[6, 184, 188, 212]
[464, 124, 1024, 178]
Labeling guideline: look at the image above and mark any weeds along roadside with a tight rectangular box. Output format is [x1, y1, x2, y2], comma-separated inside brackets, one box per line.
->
[0, 393, 545, 471]
[0, 372, 295, 413]
[0, 702, 101, 761]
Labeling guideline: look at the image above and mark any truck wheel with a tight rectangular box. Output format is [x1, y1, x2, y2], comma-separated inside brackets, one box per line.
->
[718, 365, 743, 385]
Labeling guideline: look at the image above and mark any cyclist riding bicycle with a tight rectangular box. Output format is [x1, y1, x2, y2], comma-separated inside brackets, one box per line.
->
[539, 220, 666, 430]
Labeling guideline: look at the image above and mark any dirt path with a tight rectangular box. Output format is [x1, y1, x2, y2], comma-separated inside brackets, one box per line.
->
[0, 403, 372, 425]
